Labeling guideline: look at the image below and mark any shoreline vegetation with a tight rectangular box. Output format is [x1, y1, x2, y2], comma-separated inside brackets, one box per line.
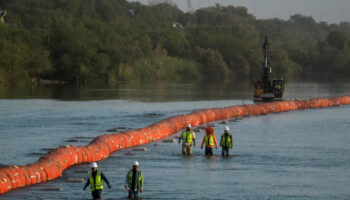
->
[0, 0, 350, 89]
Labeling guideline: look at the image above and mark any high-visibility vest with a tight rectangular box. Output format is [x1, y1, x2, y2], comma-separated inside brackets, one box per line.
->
[127, 170, 143, 191]
[221, 134, 232, 148]
[89, 171, 103, 192]
[205, 134, 214, 147]
[182, 130, 194, 143]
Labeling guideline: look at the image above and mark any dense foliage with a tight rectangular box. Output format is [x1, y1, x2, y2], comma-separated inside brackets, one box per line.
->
[0, 0, 350, 87]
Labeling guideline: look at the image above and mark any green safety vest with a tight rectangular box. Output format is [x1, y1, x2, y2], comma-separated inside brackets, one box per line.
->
[221, 134, 232, 148]
[275, 84, 281, 89]
[182, 130, 194, 143]
[205, 134, 214, 147]
[126, 170, 143, 191]
[89, 171, 103, 192]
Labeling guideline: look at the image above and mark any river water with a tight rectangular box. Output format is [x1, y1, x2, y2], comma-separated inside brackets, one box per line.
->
[0, 81, 350, 199]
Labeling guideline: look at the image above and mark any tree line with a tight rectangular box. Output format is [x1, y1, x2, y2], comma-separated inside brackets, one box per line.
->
[0, 0, 350, 88]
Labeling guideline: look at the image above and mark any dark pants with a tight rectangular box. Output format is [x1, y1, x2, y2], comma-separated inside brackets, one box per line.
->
[205, 147, 213, 155]
[92, 189, 102, 200]
[222, 147, 230, 156]
[129, 190, 139, 198]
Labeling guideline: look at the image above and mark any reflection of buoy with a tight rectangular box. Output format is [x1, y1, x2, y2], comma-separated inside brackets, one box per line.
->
[0, 95, 350, 194]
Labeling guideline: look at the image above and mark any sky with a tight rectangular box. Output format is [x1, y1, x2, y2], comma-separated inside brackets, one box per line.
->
[129, 0, 350, 24]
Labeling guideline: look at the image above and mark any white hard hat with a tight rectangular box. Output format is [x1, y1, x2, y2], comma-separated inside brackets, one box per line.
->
[225, 126, 230, 131]
[90, 162, 98, 168]
[133, 161, 139, 166]
[187, 124, 191, 128]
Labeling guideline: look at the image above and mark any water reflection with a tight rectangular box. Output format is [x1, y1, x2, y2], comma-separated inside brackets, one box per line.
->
[0, 79, 350, 101]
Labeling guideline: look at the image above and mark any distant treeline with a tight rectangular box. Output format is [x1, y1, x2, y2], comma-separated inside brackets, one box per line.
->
[0, 0, 350, 87]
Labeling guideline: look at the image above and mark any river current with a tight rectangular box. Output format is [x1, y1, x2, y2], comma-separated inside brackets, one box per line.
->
[0, 81, 350, 199]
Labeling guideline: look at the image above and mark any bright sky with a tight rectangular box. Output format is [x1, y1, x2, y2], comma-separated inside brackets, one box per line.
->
[130, 0, 350, 24]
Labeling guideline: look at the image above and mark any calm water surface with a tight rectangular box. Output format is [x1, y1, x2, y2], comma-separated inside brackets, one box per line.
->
[0, 81, 350, 199]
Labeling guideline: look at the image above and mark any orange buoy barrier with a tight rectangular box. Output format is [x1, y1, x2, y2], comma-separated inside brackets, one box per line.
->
[0, 95, 350, 194]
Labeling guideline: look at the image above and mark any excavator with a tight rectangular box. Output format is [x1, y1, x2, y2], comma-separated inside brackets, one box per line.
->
[253, 37, 284, 100]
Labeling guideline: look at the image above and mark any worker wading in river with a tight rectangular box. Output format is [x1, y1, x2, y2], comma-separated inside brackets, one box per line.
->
[125, 161, 144, 199]
[178, 124, 196, 155]
[83, 162, 111, 200]
[220, 126, 233, 156]
[201, 127, 218, 155]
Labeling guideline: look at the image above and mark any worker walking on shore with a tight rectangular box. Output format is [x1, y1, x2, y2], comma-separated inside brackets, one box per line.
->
[83, 162, 111, 200]
[220, 126, 233, 156]
[178, 124, 196, 155]
[201, 127, 218, 155]
[125, 161, 144, 199]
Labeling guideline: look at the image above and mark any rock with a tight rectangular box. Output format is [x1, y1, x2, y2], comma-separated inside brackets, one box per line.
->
[125, 151, 135, 155]
[219, 121, 227, 124]
[162, 139, 176, 143]
[144, 113, 163, 117]
[64, 139, 80, 143]
[67, 178, 85, 183]
[106, 128, 118, 132]
[228, 118, 237, 122]
[132, 147, 148, 151]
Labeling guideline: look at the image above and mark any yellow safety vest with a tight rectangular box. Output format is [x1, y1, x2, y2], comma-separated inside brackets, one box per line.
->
[89, 171, 103, 192]
[127, 170, 143, 191]
[221, 134, 232, 148]
[205, 134, 214, 147]
[182, 130, 194, 143]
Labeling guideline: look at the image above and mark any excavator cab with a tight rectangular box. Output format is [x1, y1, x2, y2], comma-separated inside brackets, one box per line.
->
[272, 79, 284, 98]
[253, 37, 284, 100]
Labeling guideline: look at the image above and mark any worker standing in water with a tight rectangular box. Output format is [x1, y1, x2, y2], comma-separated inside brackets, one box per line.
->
[178, 124, 196, 155]
[201, 127, 218, 155]
[220, 126, 233, 156]
[83, 162, 111, 200]
[125, 161, 144, 199]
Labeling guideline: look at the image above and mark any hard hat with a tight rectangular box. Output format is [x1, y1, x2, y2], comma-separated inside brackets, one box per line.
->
[225, 126, 230, 131]
[90, 162, 98, 168]
[133, 161, 139, 166]
[186, 124, 191, 128]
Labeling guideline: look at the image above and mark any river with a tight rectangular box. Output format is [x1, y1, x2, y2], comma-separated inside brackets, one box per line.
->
[0, 81, 350, 199]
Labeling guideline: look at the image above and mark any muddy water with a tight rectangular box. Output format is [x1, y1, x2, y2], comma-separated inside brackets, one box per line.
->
[0, 81, 350, 199]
